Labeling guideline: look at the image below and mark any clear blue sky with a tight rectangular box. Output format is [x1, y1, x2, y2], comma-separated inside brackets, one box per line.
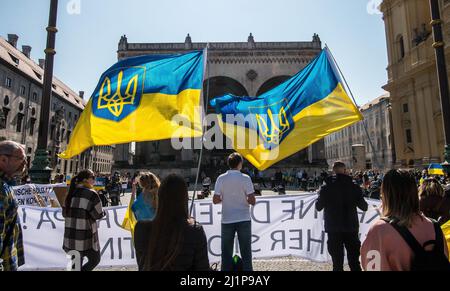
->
[0, 0, 388, 105]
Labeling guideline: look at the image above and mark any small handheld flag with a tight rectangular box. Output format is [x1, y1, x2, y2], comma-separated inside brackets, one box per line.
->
[428, 163, 445, 176]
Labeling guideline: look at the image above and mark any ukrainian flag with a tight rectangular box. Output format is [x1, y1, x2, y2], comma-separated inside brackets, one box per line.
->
[210, 48, 363, 170]
[442, 220, 450, 261]
[59, 51, 204, 159]
[428, 163, 445, 176]
[121, 201, 137, 238]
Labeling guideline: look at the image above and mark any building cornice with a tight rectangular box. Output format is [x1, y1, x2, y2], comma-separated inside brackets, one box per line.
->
[121, 41, 321, 52]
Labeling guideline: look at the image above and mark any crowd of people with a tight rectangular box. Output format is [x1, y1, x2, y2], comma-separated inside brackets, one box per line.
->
[316, 162, 450, 271]
[1, 139, 450, 271]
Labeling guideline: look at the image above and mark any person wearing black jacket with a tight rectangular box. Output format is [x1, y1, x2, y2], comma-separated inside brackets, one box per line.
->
[316, 161, 368, 271]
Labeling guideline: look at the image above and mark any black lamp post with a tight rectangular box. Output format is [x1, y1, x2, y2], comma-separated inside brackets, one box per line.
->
[429, 0, 450, 175]
[29, 0, 59, 183]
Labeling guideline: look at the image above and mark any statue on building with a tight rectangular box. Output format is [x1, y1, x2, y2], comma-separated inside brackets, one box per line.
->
[313, 33, 321, 43]
[247, 33, 256, 49]
[420, 23, 431, 40]
[413, 24, 431, 46]
[185, 33, 192, 50]
[118, 35, 128, 51]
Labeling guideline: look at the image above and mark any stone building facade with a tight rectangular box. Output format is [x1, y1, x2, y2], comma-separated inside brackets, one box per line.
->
[324, 94, 396, 170]
[0, 34, 114, 178]
[380, 0, 450, 167]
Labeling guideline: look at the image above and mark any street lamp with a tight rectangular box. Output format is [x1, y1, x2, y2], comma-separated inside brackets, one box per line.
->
[429, 0, 450, 175]
[29, 0, 59, 183]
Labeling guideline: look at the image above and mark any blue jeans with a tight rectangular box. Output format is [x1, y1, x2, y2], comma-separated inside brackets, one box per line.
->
[221, 221, 253, 271]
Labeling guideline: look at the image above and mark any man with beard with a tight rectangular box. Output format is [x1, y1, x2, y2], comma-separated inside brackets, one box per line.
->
[0, 141, 27, 271]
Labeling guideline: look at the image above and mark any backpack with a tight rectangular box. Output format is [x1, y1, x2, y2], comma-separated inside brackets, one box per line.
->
[383, 218, 450, 271]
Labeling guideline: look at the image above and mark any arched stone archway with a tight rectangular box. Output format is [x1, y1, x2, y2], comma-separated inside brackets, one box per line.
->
[256, 75, 291, 96]
[203, 76, 249, 113]
[202, 76, 249, 168]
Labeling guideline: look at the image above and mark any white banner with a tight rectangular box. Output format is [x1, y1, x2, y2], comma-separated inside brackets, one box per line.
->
[12, 183, 65, 207]
[18, 195, 381, 270]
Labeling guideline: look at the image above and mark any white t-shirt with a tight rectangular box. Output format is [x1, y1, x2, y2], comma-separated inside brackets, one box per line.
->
[214, 170, 255, 224]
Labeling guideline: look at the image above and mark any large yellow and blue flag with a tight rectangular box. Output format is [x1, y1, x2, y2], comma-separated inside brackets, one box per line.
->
[59, 51, 204, 159]
[210, 48, 363, 170]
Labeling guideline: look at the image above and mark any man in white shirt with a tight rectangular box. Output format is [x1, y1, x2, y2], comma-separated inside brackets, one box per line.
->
[213, 153, 256, 271]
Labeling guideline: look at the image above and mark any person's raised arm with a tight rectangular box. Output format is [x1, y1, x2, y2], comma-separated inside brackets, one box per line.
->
[130, 180, 137, 204]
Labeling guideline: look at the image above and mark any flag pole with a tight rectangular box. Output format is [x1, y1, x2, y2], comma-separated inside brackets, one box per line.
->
[190, 43, 210, 216]
[325, 44, 382, 170]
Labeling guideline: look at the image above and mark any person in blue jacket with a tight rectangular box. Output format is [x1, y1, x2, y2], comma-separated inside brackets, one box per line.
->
[130, 172, 160, 221]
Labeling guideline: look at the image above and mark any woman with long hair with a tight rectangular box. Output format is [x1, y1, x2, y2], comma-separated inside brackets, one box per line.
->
[134, 174, 210, 271]
[361, 169, 449, 271]
[419, 177, 450, 225]
[62, 169, 105, 271]
[130, 172, 160, 221]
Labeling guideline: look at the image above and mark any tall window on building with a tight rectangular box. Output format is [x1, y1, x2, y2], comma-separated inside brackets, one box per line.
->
[403, 103, 409, 113]
[50, 124, 55, 140]
[20, 85, 26, 95]
[5, 77, 12, 88]
[29, 118, 36, 136]
[16, 113, 24, 133]
[406, 129, 413, 143]
[398, 35, 405, 59]
[32, 92, 38, 102]
[67, 131, 71, 144]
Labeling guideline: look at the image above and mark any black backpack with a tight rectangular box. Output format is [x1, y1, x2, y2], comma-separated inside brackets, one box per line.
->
[383, 218, 450, 271]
